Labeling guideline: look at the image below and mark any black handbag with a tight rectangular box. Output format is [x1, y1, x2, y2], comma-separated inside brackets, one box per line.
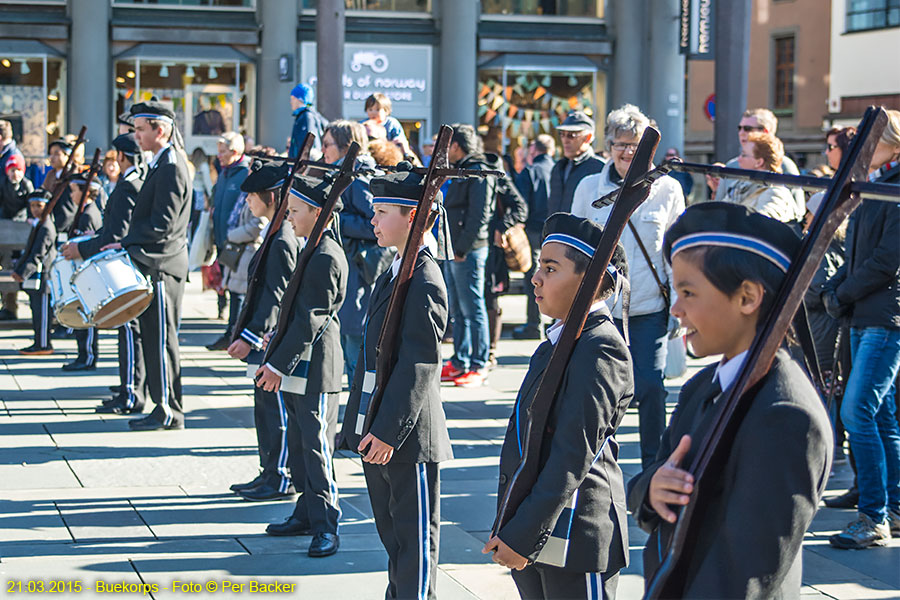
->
[217, 241, 246, 272]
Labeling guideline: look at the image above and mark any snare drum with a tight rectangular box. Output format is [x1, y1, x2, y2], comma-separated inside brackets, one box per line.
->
[71, 249, 154, 329]
[48, 235, 93, 329]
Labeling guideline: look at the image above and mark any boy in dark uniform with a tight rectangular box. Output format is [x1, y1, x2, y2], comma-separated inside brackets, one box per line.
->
[485, 213, 632, 600]
[626, 203, 833, 598]
[13, 190, 57, 354]
[255, 175, 346, 558]
[223, 163, 299, 502]
[340, 170, 453, 600]
[62, 172, 104, 371]
[65, 133, 146, 413]
[105, 100, 192, 431]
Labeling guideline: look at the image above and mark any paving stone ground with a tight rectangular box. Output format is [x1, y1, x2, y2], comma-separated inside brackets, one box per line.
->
[1, 280, 897, 599]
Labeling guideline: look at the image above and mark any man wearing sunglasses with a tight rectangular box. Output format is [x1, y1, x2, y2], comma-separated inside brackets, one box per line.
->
[546, 111, 606, 217]
[714, 108, 803, 213]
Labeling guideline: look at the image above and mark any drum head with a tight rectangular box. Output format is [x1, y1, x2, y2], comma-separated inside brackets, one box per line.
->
[56, 302, 92, 329]
[92, 287, 154, 329]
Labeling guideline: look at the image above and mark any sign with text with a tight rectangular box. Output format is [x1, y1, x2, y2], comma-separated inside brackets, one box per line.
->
[679, 0, 715, 60]
[300, 42, 433, 120]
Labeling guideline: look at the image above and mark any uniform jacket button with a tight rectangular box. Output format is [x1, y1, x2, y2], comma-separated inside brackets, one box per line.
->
[499, 474, 508, 485]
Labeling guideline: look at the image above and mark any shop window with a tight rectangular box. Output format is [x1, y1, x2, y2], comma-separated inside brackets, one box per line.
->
[114, 0, 254, 7]
[773, 36, 795, 110]
[0, 56, 65, 158]
[482, 0, 602, 18]
[846, 0, 900, 31]
[301, 0, 430, 10]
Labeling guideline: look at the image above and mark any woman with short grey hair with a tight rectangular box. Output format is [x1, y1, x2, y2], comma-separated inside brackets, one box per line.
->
[322, 120, 368, 164]
[571, 103, 685, 469]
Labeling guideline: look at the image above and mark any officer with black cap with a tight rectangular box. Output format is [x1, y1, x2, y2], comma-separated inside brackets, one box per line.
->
[103, 99, 192, 431]
[64, 133, 147, 412]
[224, 161, 301, 503]
[255, 174, 346, 559]
[548, 111, 605, 216]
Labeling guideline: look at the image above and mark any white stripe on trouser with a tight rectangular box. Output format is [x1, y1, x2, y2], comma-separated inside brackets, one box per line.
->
[416, 464, 430, 600]
[40, 293, 49, 347]
[275, 391, 290, 492]
[85, 328, 95, 365]
[157, 281, 173, 426]
[124, 323, 136, 408]
[318, 393, 341, 523]
[585, 572, 603, 600]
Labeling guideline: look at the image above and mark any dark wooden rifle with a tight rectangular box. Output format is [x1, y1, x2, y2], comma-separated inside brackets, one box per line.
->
[644, 106, 888, 599]
[69, 147, 103, 236]
[22, 126, 86, 254]
[230, 133, 314, 344]
[359, 124, 503, 438]
[261, 142, 362, 363]
[491, 127, 661, 539]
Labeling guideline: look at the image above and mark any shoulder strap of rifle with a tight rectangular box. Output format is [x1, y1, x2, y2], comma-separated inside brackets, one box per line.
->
[70, 148, 102, 236]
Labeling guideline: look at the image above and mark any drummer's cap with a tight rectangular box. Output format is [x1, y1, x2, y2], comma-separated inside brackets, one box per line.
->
[48, 138, 73, 154]
[111, 133, 140, 157]
[664, 202, 800, 273]
[27, 188, 53, 204]
[542, 212, 628, 281]
[68, 171, 102, 192]
[289, 174, 341, 213]
[370, 162, 443, 211]
[130, 98, 176, 125]
[117, 111, 135, 127]
[242, 160, 289, 193]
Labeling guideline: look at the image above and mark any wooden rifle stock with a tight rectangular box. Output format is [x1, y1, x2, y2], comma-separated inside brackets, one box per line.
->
[644, 106, 888, 599]
[491, 127, 661, 539]
[230, 133, 314, 344]
[23, 126, 86, 254]
[69, 148, 103, 236]
[262, 142, 361, 363]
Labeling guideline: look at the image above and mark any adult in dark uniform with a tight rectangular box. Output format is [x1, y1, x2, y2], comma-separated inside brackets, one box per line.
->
[626, 203, 832, 598]
[256, 175, 346, 558]
[62, 172, 103, 371]
[13, 190, 56, 354]
[487, 214, 631, 600]
[104, 101, 192, 431]
[340, 170, 453, 600]
[64, 133, 146, 413]
[223, 162, 299, 501]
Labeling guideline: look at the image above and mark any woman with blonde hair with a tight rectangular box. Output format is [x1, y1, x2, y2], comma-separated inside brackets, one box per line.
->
[728, 130, 800, 223]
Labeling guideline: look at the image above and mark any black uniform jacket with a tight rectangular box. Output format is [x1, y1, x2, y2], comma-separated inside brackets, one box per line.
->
[266, 228, 346, 395]
[340, 248, 453, 464]
[626, 349, 833, 600]
[15, 218, 57, 291]
[72, 201, 102, 237]
[78, 168, 143, 259]
[497, 307, 633, 574]
[122, 146, 192, 279]
[240, 219, 299, 352]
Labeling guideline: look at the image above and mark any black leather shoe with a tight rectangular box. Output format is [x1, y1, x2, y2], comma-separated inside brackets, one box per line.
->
[230, 474, 266, 493]
[512, 325, 542, 340]
[96, 401, 144, 415]
[0, 308, 17, 321]
[238, 483, 296, 502]
[308, 533, 339, 557]
[62, 360, 96, 371]
[266, 515, 313, 537]
[128, 415, 183, 431]
[206, 335, 231, 351]
[824, 486, 859, 509]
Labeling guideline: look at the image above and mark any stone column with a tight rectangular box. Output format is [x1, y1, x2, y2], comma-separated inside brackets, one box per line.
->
[437, 0, 477, 126]
[69, 0, 110, 153]
[648, 0, 685, 153]
[611, 0, 646, 111]
[714, 0, 751, 162]
[316, 0, 344, 121]
[257, 0, 300, 151]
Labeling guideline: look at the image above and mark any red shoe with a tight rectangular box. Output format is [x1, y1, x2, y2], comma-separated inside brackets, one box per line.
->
[19, 344, 54, 355]
[441, 362, 465, 382]
[454, 370, 486, 388]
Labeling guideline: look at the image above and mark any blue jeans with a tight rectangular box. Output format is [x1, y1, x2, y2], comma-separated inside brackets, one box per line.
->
[615, 310, 669, 468]
[841, 327, 900, 522]
[445, 246, 490, 372]
[342, 333, 363, 386]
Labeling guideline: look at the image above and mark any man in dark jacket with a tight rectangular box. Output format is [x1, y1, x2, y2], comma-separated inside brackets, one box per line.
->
[441, 124, 497, 387]
[547, 111, 605, 216]
[288, 84, 326, 158]
[513, 134, 555, 340]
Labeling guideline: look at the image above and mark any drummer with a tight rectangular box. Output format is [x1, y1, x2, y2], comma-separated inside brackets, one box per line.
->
[63, 133, 146, 414]
[12, 189, 56, 355]
[61, 172, 104, 372]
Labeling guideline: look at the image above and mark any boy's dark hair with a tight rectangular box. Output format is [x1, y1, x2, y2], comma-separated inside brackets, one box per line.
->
[562, 246, 620, 302]
[398, 205, 439, 230]
[255, 189, 276, 207]
[449, 124, 483, 156]
[365, 93, 392, 115]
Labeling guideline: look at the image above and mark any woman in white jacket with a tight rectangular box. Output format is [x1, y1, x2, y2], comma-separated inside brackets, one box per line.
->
[570, 103, 685, 468]
[727, 131, 800, 223]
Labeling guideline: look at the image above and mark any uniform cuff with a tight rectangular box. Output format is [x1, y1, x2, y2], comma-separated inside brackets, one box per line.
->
[264, 363, 285, 378]
[240, 328, 263, 351]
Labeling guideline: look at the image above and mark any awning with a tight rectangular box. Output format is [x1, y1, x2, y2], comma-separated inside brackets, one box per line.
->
[478, 53, 599, 73]
[113, 43, 252, 63]
[0, 39, 65, 58]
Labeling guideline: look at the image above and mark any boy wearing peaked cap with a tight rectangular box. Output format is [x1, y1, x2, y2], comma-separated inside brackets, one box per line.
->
[626, 202, 832, 598]
[339, 167, 453, 600]
[13, 190, 57, 354]
[486, 213, 633, 600]
[254, 174, 347, 558]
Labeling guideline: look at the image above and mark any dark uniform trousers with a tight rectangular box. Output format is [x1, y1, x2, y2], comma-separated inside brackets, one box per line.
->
[512, 565, 617, 600]
[252, 386, 292, 491]
[75, 327, 99, 366]
[362, 461, 440, 600]
[283, 390, 340, 533]
[118, 319, 145, 409]
[27, 289, 51, 347]
[138, 271, 185, 426]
